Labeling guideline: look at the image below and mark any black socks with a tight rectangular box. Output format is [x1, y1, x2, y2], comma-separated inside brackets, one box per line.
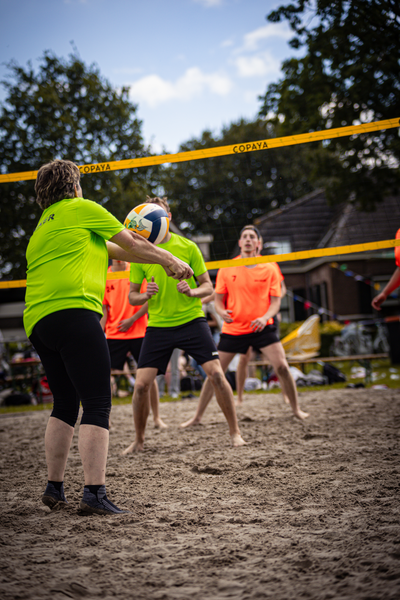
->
[86, 484, 103, 496]
[48, 480, 63, 492]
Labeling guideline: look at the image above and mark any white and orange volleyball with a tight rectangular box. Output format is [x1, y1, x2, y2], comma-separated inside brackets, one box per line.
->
[124, 203, 169, 244]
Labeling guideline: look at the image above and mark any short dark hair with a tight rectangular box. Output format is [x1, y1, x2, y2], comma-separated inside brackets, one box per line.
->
[239, 225, 261, 240]
[35, 159, 81, 210]
[145, 195, 170, 213]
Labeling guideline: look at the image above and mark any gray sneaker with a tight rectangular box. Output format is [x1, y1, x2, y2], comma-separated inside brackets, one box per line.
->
[79, 485, 130, 515]
[42, 482, 68, 509]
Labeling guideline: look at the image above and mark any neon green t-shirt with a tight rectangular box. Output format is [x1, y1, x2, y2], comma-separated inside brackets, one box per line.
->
[23, 197, 124, 337]
[130, 233, 207, 327]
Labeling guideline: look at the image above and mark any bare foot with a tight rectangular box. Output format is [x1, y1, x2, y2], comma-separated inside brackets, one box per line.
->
[293, 409, 310, 420]
[235, 398, 243, 407]
[180, 417, 202, 428]
[121, 441, 144, 454]
[154, 418, 168, 429]
[282, 394, 290, 405]
[230, 433, 247, 447]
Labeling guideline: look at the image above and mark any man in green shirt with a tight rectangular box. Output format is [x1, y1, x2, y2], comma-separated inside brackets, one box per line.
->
[122, 197, 246, 453]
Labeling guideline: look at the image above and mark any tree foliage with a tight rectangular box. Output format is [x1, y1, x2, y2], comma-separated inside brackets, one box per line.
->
[161, 118, 322, 260]
[0, 52, 157, 279]
[259, 0, 400, 209]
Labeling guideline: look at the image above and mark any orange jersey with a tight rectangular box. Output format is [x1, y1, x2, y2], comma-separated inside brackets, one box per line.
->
[103, 265, 147, 339]
[271, 262, 284, 284]
[232, 255, 284, 284]
[395, 229, 400, 268]
[215, 262, 282, 335]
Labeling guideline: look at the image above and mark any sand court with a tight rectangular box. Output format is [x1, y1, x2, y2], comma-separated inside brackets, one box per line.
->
[0, 388, 399, 599]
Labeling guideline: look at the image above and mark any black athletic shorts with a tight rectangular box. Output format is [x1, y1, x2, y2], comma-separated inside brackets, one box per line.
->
[138, 317, 219, 374]
[107, 338, 143, 370]
[218, 324, 280, 355]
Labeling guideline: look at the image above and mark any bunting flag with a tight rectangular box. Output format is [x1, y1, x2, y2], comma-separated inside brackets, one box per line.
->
[287, 262, 400, 325]
[288, 287, 399, 326]
[288, 263, 386, 320]
[288, 290, 338, 319]
[330, 262, 386, 293]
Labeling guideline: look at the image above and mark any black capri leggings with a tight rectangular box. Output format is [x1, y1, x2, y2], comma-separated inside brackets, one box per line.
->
[30, 309, 111, 429]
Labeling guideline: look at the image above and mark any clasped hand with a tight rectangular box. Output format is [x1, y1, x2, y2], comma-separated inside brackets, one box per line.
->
[164, 258, 193, 280]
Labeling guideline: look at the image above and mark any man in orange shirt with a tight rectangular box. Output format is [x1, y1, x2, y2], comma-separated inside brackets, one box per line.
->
[235, 237, 287, 405]
[101, 259, 166, 428]
[181, 226, 309, 428]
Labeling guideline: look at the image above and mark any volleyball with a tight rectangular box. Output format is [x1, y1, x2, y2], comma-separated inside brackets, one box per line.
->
[124, 203, 169, 244]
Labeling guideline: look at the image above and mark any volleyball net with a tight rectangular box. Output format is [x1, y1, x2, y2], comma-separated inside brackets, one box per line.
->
[1, 116, 399, 324]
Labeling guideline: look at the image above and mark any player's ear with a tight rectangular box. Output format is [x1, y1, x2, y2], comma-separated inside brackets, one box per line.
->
[168, 212, 172, 220]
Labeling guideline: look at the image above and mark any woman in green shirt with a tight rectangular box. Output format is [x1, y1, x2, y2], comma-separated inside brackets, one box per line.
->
[25, 159, 192, 515]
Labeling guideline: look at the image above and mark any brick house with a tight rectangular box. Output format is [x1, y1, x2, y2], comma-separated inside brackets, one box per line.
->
[252, 189, 400, 323]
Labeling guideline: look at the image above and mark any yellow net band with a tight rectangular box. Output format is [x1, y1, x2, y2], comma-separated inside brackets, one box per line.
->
[1, 237, 399, 289]
[0, 117, 398, 184]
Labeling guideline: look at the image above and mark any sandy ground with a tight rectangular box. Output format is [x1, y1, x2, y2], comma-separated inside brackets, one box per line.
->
[0, 388, 400, 600]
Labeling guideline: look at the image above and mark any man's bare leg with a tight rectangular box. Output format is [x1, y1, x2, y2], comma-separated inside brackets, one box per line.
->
[181, 356, 246, 447]
[122, 367, 158, 454]
[203, 359, 246, 446]
[236, 348, 253, 405]
[261, 343, 309, 420]
[180, 352, 235, 427]
[150, 379, 167, 429]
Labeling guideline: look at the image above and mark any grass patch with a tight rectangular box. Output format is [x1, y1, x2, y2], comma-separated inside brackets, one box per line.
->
[1, 359, 399, 416]
[0, 402, 52, 415]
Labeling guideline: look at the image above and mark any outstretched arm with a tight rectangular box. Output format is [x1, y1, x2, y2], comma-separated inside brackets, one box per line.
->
[107, 229, 193, 281]
[372, 267, 400, 310]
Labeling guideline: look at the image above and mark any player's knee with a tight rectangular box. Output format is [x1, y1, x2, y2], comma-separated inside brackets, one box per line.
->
[134, 379, 151, 396]
[80, 396, 111, 430]
[51, 407, 79, 428]
[276, 362, 290, 379]
[51, 397, 80, 427]
[209, 369, 225, 389]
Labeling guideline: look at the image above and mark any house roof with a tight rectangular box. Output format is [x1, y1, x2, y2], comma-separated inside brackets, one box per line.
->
[327, 195, 400, 247]
[254, 189, 342, 254]
[253, 189, 400, 259]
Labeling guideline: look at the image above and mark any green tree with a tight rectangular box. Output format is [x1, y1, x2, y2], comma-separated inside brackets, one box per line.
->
[0, 52, 157, 279]
[259, 0, 400, 209]
[161, 118, 322, 260]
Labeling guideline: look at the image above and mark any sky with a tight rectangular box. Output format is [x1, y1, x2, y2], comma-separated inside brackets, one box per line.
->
[0, 0, 301, 154]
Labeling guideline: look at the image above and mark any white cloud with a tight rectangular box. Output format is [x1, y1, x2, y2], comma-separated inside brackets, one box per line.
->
[234, 51, 282, 78]
[128, 67, 232, 108]
[228, 21, 291, 79]
[241, 23, 292, 52]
